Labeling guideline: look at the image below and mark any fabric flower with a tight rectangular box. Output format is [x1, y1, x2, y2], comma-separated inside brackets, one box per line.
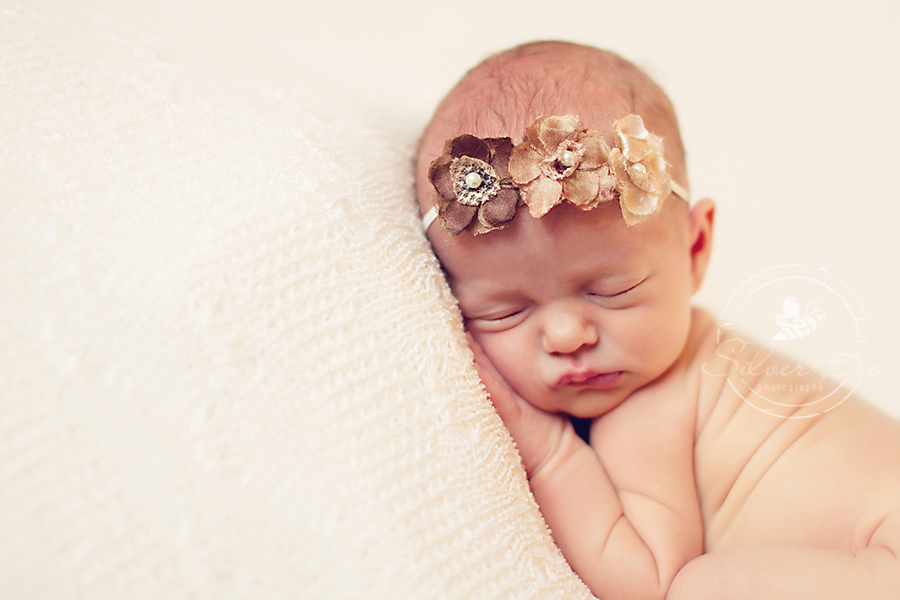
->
[427, 135, 521, 235]
[508, 115, 617, 218]
[608, 114, 673, 226]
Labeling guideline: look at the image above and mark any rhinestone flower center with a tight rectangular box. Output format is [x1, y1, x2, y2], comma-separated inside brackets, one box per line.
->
[450, 156, 500, 206]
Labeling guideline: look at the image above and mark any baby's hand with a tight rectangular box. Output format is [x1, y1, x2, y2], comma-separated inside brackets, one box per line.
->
[468, 334, 576, 478]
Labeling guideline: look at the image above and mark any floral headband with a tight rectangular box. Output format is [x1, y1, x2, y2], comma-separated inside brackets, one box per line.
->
[423, 114, 689, 235]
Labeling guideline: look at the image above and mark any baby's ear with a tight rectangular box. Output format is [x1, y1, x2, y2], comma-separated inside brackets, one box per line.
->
[688, 198, 715, 293]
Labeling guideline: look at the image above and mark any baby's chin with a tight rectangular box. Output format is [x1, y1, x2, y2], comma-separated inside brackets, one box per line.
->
[533, 385, 633, 420]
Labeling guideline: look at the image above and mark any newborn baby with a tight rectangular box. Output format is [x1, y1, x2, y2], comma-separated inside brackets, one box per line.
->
[416, 41, 900, 599]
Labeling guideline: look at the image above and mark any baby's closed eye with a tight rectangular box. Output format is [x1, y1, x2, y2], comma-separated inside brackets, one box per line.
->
[464, 305, 530, 332]
[586, 278, 646, 304]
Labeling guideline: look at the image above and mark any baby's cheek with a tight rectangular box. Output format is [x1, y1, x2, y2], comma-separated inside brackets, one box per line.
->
[618, 308, 681, 367]
[647, 307, 691, 367]
[478, 332, 538, 390]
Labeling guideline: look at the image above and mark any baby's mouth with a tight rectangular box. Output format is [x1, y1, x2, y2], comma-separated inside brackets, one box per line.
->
[555, 370, 624, 389]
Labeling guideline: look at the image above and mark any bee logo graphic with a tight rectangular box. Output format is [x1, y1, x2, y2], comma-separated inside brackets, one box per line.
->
[712, 265, 873, 419]
[772, 297, 825, 341]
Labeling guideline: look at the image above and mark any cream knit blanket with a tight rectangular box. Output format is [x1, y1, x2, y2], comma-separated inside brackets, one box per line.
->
[0, 2, 593, 598]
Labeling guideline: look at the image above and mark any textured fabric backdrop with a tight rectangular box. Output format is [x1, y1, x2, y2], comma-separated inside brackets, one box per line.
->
[0, 3, 594, 598]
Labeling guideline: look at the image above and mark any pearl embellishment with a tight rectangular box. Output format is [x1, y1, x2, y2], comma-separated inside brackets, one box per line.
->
[464, 172, 483, 189]
[559, 150, 576, 167]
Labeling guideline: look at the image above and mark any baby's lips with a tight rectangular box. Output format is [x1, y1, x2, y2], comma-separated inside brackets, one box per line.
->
[554, 370, 624, 389]
[554, 369, 604, 388]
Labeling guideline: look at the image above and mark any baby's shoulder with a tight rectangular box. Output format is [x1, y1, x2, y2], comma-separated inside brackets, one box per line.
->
[682, 306, 866, 426]
[682, 306, 898, 455]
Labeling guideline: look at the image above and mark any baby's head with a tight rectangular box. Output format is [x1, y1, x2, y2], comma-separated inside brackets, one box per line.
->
[416, 41, 690, 228]
[417, 41, 714, 417]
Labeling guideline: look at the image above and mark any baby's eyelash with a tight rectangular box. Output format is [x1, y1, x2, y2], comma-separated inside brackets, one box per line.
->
[591, 279, 645, 298]
[463, 306, 530, 332]
[479, 309, 523, 322]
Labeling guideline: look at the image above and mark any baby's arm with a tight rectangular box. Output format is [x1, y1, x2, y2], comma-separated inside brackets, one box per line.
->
[472, 340, 703, 599]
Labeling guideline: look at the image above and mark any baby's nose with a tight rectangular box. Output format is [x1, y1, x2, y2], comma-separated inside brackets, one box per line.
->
[541, 304, 599, 355]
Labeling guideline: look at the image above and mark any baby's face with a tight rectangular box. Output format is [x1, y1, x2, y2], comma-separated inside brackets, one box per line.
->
[433, 200, 697, 418]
